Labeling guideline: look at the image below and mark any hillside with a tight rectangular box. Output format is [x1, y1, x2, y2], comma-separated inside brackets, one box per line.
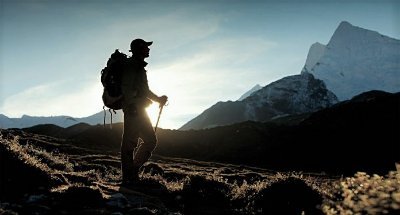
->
[2, 125, 399, 214]
[0, 128, 331, 215]
[160, 91, 399, 174]
[22, 90, 400, 175]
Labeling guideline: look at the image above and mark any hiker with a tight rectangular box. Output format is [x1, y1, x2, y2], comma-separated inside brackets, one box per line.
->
[120, 38, 168, 185]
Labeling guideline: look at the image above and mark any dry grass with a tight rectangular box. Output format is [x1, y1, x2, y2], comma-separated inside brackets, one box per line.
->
[323, 171, 400, 215]
[1, 130, 399, 215]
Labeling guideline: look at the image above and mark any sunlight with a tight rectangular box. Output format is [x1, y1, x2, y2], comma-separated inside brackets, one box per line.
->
[146, 102, 162, 127]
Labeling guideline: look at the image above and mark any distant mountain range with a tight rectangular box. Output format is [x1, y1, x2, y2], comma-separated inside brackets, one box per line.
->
[0, 110, 123, 129]
[180, 21, 400, 130]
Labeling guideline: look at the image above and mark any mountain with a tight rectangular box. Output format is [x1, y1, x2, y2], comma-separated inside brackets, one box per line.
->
[180, 72, 338, 130]
[0, 114, 79, 129]
[302, 21, 400, 100]
[238, 84, 262, 101]
[0, 114, 15, 128]
[0, 110, 123, 129]
[181, 21, 399, 130]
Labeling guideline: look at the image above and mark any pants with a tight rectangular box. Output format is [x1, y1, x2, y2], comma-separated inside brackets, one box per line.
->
[121, 105, 157, 181]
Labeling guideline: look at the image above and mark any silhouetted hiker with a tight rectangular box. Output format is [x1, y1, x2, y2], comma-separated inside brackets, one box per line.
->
[120, 38, 168, 185]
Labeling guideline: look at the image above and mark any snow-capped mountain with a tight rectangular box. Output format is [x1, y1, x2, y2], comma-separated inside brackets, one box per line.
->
[0, 110, 123, 129]
[180, 73, 338, 130]
[238, 84, 262, 101]
[302, 21, 400, 100]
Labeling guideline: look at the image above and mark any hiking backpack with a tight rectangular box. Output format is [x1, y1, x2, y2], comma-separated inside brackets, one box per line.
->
[101, 49, 127, 110]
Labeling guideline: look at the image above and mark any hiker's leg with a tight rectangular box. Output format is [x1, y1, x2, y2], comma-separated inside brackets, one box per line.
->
[121, 107, 140, 181]
[133, 110, 157, 170]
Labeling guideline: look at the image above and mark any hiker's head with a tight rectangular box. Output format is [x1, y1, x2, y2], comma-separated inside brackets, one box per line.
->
[129, 38, 152, 59]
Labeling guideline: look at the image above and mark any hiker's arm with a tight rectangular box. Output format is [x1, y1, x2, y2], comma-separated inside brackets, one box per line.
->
[143, 73, 165, 103]
[146, 88, 160, 102]
[146, 89, 168, 106]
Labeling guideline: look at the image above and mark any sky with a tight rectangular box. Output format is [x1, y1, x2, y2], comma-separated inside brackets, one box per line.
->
[0, 0, 399, 129]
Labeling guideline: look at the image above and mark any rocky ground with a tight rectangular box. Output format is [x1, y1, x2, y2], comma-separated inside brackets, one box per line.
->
[1, 129, 399, 215]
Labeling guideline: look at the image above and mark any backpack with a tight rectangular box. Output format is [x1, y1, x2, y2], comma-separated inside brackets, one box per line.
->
[101, 49, 127, 110]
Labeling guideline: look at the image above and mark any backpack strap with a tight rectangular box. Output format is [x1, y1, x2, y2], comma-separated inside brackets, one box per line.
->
[108, 109, 113, 129]
[103, 106, 118, 129]
[103, 106, 106, 128]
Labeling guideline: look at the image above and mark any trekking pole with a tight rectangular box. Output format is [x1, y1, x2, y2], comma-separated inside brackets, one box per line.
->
[154, 105, 164, 132]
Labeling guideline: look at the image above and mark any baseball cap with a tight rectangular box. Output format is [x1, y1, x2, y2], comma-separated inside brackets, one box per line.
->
[129, 38, 153, 52]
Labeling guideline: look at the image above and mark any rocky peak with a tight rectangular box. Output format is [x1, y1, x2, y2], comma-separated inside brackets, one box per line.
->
[305, 21, 400, 100]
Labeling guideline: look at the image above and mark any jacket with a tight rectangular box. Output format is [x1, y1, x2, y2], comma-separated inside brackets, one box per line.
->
[121, 58, 158, 109]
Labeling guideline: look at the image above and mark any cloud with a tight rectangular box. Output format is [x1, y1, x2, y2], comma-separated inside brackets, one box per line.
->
[0, 79, 103, 118]
[82, 9, 223, 56]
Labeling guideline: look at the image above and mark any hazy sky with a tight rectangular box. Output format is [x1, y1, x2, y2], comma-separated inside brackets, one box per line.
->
[1, 0, 399, 129]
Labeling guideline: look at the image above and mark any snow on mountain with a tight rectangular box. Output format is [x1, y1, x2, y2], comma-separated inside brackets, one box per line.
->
[243, 72, 338, 118]
[180, 73, 338, 130]
[303, 21, 400, 101]
[302, 42, 326, 73]
[238, 84, 262, 101]
[0, 110, 123, 129]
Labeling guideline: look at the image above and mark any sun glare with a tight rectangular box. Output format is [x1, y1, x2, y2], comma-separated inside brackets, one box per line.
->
[146, 102, 162, 126]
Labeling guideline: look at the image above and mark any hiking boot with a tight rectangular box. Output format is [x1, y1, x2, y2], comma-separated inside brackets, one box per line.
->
[121, 171, 140, 186]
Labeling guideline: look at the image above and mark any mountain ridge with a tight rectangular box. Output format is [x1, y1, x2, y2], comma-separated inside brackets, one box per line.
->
[180, 72, 338, 130]
[238, 84, 262, 101]
[0, 110, 124, 129]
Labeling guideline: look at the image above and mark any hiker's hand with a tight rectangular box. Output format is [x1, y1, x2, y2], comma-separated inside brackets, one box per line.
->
[159, 95, 168, 107]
